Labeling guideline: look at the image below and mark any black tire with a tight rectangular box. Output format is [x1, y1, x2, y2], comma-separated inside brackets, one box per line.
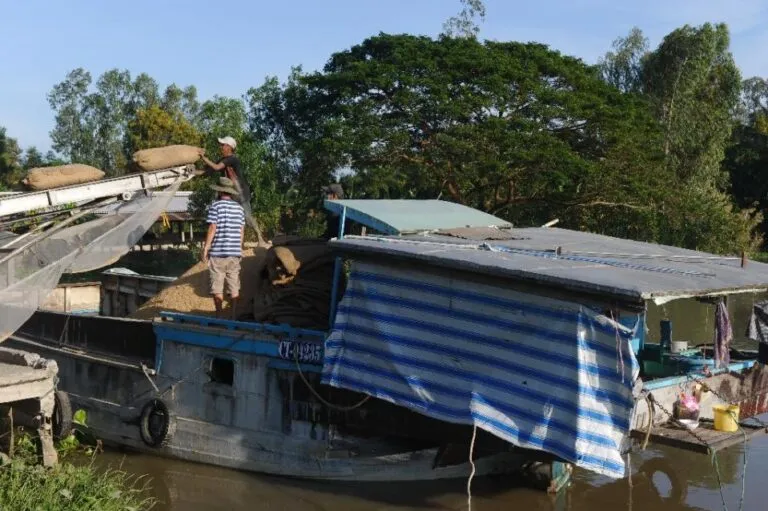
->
[52, 390, 73, 440]
[139, 398, 176, 448]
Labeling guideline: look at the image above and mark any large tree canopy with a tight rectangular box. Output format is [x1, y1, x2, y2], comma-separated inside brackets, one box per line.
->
[248, 32, 760, 253]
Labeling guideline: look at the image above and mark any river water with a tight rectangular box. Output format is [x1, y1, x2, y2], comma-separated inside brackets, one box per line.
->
[93, 293, 768, 511]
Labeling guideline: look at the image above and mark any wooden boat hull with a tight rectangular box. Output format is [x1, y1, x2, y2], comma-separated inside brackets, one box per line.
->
[5, 313, 544, 483]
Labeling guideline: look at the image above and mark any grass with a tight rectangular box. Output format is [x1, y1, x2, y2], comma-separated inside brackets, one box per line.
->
[0, 418, 156, 511]
[0, 458, 156, 511]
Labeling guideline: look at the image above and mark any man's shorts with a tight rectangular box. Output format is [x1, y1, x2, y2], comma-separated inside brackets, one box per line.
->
[208, 256, 241, 297]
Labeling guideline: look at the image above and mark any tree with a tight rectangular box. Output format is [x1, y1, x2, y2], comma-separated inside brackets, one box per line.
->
[736, 77, 768, 125]
[642, 23, 741, 187]
[598, 27, 648, 94]
[21, 147, 45, 169]
[250, 32, 761, 253]
[48, 68, 199, 176]
[442, 0, 486, 38]
[0, 127, 24, 190]
[127, 105, 202, 152]
[250, 35, 666, 228]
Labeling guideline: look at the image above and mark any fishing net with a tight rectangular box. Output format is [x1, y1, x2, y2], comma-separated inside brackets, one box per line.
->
[0, 178, 183, 343]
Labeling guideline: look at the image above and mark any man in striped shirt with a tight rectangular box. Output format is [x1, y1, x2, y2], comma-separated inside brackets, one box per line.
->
[203, 177, 246, 319]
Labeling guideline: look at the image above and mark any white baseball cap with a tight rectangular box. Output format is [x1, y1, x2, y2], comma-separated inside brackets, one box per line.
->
[217, 136, 237, 150]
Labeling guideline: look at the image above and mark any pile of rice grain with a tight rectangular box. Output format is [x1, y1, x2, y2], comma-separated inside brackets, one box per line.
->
[130, 247, 268, 320]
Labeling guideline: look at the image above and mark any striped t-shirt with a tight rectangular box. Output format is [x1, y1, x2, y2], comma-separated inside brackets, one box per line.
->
[206, 199, 245, 258]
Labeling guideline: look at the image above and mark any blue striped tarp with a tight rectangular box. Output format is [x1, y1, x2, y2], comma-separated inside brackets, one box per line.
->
[321, 261, 640, 479]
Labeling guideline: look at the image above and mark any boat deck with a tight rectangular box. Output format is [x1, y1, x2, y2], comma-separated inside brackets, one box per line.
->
[631, 419, 768, 454]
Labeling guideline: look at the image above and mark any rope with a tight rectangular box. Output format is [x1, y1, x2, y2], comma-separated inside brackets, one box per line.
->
[140, 363, 160, 394]
[642, 393, 654, 451]
[467, 424, 477, 511]
[293, 344, 371, 412]
[711, 447, 729, 511]
[56, 314, 71, 345]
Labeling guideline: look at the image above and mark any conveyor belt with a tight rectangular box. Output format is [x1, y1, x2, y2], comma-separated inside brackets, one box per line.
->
[0, 165, 195, 218]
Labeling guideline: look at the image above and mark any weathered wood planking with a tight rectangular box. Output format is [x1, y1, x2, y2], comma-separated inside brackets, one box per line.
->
[630, 419, 768, 454]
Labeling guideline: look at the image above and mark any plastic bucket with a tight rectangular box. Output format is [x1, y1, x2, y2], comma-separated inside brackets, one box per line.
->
[713, 404, 740, 432]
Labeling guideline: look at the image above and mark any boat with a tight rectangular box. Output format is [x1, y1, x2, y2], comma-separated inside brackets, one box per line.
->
[5, 198, 768, 492]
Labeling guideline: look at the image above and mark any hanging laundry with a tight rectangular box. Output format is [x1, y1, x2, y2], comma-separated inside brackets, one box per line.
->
[746, 300, 768, 345]
[713, 299, 733, 368]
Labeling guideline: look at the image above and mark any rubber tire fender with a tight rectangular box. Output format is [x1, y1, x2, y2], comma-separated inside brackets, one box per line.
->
[139, 398, 176, 448]
[52, 390, 73, 440]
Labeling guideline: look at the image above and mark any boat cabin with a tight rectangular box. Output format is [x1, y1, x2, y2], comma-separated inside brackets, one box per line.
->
[321, 198, 768, 480]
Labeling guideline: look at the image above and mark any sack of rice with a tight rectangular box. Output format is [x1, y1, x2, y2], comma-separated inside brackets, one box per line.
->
[131, 145, 202, 171]
[23, 164, 105, 191]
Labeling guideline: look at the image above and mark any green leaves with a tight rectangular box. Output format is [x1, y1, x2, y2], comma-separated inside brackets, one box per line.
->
[253, 34, 664, 230]
[642, 23, 741, 186]
[47, 68, 201, 176]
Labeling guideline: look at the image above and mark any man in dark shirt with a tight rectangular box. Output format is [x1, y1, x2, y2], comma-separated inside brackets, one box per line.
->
[321, 183, 346, 240]
[199, 136, 251, 202]
[199, 136, 263, 242]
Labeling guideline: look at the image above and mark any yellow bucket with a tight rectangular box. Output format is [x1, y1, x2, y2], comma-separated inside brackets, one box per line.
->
[712, 404, 740, 432]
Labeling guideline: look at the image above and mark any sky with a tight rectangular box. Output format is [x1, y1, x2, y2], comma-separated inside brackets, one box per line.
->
[2, 0, 768, 152]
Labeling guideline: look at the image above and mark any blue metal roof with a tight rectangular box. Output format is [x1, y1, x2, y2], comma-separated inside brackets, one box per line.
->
[323, 199, 512, 235]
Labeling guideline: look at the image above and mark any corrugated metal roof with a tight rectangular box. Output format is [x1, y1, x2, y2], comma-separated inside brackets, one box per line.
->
[324, 199, 512, 234]
[329, 227, 768, 304]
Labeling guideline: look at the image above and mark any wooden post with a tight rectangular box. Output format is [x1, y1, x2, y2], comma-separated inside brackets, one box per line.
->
[741, 251, 747, 268]
[190, 223, 194, 241]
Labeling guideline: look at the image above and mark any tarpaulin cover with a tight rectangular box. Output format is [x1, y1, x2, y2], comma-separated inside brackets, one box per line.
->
[321, 260, 640, 478]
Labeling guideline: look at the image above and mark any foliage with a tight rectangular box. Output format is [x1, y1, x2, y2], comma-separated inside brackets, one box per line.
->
[127, 105, 202, 153]
[597, 24, 759, 252]
[1, 410, 156, 511]
[0, 450, 156, 511]
[0, 128, 65, 191]
[442, 0, 486, 38]
[642, 23, 741, 187]
[250, 34, 671, 234]
[598, 27, 648, 94]
[0, 126, 21, 190]
[47, 68, 199, 176]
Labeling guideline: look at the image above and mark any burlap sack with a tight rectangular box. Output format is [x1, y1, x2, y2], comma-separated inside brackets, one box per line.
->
[131, 145, 202, 171]
[23, 164, 105, 191]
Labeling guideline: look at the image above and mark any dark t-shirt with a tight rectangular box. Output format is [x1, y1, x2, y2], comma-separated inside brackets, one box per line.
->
[206, 155, 251, 205]
[322, 212, 354, 240]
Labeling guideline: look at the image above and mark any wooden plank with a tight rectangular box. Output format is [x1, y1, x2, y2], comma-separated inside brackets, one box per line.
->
[631, 419, 768, 454]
